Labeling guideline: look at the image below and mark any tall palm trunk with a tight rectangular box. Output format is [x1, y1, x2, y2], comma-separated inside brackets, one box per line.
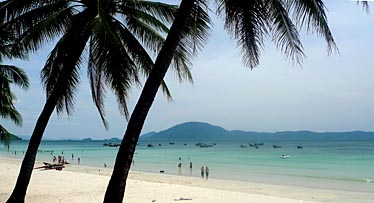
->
[103, 0, 195, 202]
[7, 88, 59, 203]
[6, 35, 90, 203]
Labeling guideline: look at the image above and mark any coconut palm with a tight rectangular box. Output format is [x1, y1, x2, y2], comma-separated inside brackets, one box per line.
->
[0, 24, 29, 148]
[104, 0, 337, 202]
[2, 0, 194, 202]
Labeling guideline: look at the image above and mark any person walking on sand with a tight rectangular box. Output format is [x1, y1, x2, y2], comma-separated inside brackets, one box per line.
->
[205, 166, 209, 180]
[200, 166, 204, 179]
[78, 156, 80, 165]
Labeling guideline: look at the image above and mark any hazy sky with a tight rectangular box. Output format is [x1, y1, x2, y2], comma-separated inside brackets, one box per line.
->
[3, 1, 374, 139]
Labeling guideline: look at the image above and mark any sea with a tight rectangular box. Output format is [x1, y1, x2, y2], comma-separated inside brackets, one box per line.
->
[1, 138, 374, 193]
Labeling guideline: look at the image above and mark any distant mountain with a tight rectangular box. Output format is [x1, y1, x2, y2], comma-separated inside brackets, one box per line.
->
[104, 137, 121, 142]
[141, 131, 157, 139]
[141, 122, 374, 141]
[18, 135, 30, 140]
[9, 133, 22, 141]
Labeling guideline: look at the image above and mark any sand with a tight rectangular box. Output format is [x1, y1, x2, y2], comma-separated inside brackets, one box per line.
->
[1, 157, 373, 203]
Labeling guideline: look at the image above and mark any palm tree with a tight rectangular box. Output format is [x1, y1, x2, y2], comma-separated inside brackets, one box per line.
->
[0, 23, 29, 148]
[2, 1, 193, 202]
[104, 0, 337, 202]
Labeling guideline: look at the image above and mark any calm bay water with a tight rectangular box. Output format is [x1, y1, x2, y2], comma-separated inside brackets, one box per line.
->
[1, 138, 374, 192]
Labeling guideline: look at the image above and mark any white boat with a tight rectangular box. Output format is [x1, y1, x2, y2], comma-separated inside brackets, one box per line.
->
[280, 155, 290, 159]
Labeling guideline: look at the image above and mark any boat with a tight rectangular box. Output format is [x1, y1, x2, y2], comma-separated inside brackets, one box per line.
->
[199, 144, 213, 148]
[108, 143, 120, 147]
[196, 142, 205, 146]
[158, 144, 162, 146]
[103, 143, 109, 146]
[297, 145, 303, 149]
[34, 162, 65, 170]
[280, 154, 290, 159]
[147, 144, 154, 147]
[249, 143, 257, 147]
[169, 142, 175, 145]
[272, 145, 282, 148]
[240, 144, 247, 148]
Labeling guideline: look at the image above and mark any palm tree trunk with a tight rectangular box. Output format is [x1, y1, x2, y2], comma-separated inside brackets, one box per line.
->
[6, 90, 59, 203]
[6, 37, 90, 203]
[103, 0, 195, 202]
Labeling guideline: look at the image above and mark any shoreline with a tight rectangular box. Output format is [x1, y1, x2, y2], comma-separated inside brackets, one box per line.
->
[1, 156, 374, 202]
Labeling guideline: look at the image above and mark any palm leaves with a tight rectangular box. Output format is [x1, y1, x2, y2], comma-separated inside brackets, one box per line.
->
[2, 1, 205, 202]
[216, 0, 337, 67]
[0, 15, 29, 147]
[0, 64, 29, 147]
[104, 0, 337, 202]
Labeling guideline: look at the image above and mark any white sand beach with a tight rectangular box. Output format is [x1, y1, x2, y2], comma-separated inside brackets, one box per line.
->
[1, 157, 373, 203]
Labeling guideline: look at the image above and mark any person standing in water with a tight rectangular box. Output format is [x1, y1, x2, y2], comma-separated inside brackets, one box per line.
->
[205, 166, 209, 180]
[200, 166, 204, 179]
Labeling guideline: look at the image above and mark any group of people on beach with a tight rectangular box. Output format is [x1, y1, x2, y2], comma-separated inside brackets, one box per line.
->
[52, 153, 80, 165]
[177, 157, 210, 180]
[200, 166, 209, 180]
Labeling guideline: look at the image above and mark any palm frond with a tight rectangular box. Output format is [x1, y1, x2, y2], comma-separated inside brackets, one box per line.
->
[0, 124, 11, 148]
[266, 0, 304, 65]
[286, 0, 337, 53]
[216, 0, 268, 68]
[89, 15, 139, 121]
[0, 105, 22, 126]
[170, 0, 211, 81]
[12, 2, 75, 52]
[41, 9, 93, 116]
[121, 1, 177, 25]
[0, 65, 29, 89]
[357, 1, 370, 13]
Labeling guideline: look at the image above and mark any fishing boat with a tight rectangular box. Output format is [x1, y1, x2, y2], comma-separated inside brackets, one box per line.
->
[280, 154, 290, 159]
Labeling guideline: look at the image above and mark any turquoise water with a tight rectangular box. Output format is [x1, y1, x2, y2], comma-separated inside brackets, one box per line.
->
[1, 138, 374, 192]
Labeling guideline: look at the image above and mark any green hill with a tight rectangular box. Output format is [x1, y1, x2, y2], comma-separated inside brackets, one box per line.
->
[141, 122, 374, 141]
[9, 133, 22, 141]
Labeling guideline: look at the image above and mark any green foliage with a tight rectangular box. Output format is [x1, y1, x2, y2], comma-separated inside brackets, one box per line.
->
[1, 0, 209, 129]
[0, 15, 29, 147]
[215, 0, 337, 68]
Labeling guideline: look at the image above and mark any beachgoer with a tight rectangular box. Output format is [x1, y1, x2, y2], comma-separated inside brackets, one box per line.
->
[78, 157, 80, 165]
[72, 153, 74, 160]
[205, 167, 209, 180]
[104, 163, 107, 168]
[62, 150, 63, 154]
[178, 162, 182, 168]
[189, 162, 192, 169]
[178, 157, 181, 160]
[200, 166, 204, 179]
